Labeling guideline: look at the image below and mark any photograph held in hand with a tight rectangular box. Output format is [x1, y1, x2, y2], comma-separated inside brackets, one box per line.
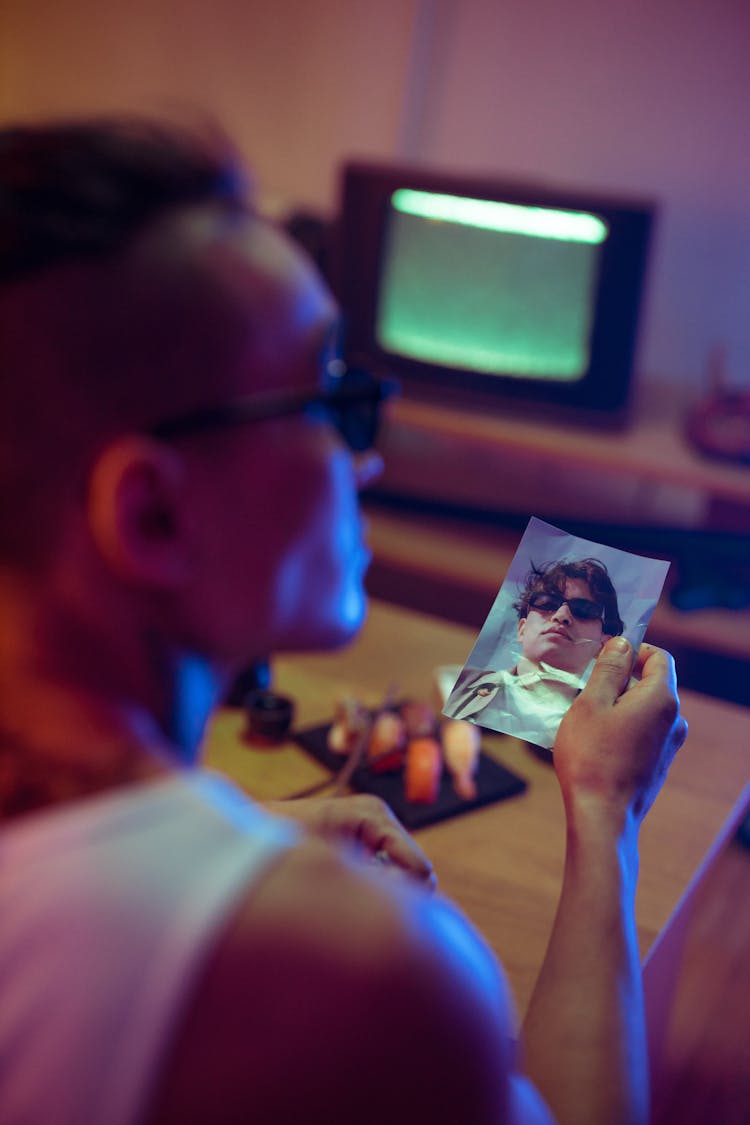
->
[444, 517, 671, 749]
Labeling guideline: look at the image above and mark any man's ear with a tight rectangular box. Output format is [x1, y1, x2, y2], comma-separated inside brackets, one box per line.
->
[86, 436, 193, 588]
[517, 618, 527, 641]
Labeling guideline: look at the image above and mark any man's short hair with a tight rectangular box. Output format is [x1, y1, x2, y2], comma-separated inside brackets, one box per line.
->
[0, 118, 246, 284]
[513, 558, 625, 636]
[0, 117, 248, 569]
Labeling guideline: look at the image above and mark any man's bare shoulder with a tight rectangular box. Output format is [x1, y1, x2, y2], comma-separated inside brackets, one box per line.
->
[147, 833, 519, 1125]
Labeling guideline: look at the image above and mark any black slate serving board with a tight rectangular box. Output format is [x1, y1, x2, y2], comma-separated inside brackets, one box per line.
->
[294, 720, 528, 830]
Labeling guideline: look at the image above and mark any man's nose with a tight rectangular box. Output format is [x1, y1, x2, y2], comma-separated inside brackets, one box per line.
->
[552, 600, 573, 624]
[353, 450, 384, 491]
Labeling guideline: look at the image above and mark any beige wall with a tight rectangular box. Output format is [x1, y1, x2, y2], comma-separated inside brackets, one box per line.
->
[0, 0, 418, 210]
[2, 0, 748, 391]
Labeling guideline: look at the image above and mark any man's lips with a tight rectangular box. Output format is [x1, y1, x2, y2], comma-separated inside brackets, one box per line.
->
[543, 625, 572, 641]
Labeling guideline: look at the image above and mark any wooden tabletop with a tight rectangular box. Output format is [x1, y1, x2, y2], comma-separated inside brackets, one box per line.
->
[205, 600, 750, 1019]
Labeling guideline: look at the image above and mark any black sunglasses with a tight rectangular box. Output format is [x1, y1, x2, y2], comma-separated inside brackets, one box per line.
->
[148, 367, 398, 453]
[526, 591, 604, 622]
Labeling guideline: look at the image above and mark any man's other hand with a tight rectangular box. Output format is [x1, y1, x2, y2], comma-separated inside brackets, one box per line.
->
[264, 793, 436, 887]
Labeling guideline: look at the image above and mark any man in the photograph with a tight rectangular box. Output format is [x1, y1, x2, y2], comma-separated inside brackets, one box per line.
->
[447, 558, 624, 747]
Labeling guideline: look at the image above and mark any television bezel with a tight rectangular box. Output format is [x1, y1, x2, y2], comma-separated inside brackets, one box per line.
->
[334, 160, 655, 423]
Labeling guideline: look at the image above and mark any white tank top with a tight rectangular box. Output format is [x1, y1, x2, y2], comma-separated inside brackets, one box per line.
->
[0, 769, 298, 1125]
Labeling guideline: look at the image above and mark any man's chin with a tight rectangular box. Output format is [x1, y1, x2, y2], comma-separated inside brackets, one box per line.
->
[536, 646, 588, 678]
[280, 591, 368, 654]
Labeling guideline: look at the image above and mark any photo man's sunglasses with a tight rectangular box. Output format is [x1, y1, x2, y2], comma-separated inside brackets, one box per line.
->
[148, 367, 398, 453]
[526, 591, 604, 622]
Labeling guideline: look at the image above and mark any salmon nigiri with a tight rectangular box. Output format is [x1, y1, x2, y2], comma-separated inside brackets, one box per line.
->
[404, 736, 442, 804]
[441, 719, 480, 801]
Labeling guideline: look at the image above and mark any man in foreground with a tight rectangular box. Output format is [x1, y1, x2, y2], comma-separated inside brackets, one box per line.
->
[0, 119, 686, 1125]
[447, 557, 625, 747]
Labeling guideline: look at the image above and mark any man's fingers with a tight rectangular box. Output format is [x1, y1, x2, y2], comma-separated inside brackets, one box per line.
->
[354, 796, 436, 886]
[276, 793, 437, 887]
[626, 644, 686, 767]
[372, 829, 437, 887]
[632, 642, 678, 691]
[580, 636, 633, 706]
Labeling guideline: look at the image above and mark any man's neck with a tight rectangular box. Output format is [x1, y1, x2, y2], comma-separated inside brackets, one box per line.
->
[0, 575, 225, 819]
[0, 688, 175, 822]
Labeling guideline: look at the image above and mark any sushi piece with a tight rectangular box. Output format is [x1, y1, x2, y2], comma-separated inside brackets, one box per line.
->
[367, 710, 407, 773]
[441, 719, 480, 801]
[404, 736, 442, 804]
[327, 696, 370, 755]
[399, 699, 438, 739]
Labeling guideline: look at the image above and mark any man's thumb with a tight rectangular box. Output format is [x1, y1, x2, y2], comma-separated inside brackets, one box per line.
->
[583, 636, 633, 705]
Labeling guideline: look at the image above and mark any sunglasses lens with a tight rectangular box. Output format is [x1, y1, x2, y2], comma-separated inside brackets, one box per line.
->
[569, 598, 603, 621]
[529, 595, 559, 613]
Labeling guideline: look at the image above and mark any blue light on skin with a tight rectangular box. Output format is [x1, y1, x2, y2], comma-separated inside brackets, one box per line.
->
[408, 888, 511, 1018]
[268, 522, 369, 651]
[332, 508, 371, 639]
[260, 435, 374, 652]
[340, 572, 368, 636]
[168, 653, 226, 761]
[333, 479, 377, 642]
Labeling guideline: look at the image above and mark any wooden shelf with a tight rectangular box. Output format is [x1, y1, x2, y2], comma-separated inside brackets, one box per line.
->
[364, 505, 750, 675]
[377, 391, 750, 533]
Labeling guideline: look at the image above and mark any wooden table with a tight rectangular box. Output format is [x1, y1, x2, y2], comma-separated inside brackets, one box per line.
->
[205, 600, 750, 1019]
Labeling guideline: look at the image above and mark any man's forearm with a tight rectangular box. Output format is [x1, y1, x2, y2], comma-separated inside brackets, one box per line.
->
[521, 803, 648, 1125]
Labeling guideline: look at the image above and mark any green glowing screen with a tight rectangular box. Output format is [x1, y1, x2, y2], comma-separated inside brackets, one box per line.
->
[376, 188, 608, 381]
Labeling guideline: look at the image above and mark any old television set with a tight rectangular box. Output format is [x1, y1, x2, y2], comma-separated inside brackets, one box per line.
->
[334, 161, 655, 424]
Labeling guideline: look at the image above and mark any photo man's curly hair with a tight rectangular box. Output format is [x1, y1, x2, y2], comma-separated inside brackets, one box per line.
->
[513, 557, 625, 636]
